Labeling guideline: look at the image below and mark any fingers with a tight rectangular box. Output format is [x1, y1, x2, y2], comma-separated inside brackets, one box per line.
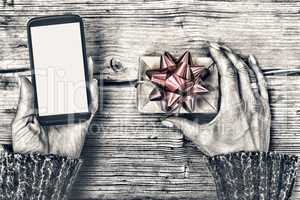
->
[87, 56, 98, 123]
[248, 55, 269, 101]
[209, 43, 241, 108]
[14, 77, 35, 122]
[224, 48, 255, 102]
[88, 56, 94, 81]
[209, 43, 237, 78]
[89, 79, 99, 116]
[248, 55, 270, 152]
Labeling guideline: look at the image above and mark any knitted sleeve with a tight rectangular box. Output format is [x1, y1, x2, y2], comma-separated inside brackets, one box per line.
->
[207, 151, 298, 200]
[0, 151, 82, 200]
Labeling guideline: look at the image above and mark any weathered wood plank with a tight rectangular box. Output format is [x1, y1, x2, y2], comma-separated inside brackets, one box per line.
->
[2, 1, 300, 81]
[0, 74, 299, 199]
[2, 0, 300, 199]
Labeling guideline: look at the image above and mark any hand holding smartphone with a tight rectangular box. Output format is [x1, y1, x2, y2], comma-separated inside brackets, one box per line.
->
[12, 14, 98, 157]
[27, 15, 91, 125]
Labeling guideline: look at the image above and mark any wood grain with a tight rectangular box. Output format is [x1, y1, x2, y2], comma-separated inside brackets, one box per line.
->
[0, 74, 299, 199]
[2, 1, 300, 81]
[2, 0, 300, 199]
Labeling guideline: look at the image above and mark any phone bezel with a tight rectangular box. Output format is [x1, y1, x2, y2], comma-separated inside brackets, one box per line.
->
[27, 14, 91, 125]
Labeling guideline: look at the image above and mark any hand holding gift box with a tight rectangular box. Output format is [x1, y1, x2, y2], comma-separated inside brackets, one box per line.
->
[137, 51, 219, 114]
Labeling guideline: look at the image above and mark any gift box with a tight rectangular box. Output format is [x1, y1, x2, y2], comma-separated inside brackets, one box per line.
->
[136, 51, 219, 114]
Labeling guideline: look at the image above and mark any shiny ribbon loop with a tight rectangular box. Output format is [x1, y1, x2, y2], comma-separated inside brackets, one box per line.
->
[146, 51, 209, 112]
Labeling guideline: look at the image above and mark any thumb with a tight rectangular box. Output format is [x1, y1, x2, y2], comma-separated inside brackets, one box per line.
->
[162, 116, 196, 132]
[87, 56, 94, 81]
[162, 116, 206, 141]
[86, 79, 98, 125]
[14, 77, 35, 121]
[161, 116, 214, 155]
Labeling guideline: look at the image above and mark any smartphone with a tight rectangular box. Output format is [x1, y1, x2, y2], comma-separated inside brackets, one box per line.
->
[27, 14, 91, 125]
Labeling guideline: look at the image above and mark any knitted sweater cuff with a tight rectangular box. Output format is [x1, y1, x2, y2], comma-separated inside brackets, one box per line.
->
[0, 151, 82, 200]
[207, 151, 298, 200]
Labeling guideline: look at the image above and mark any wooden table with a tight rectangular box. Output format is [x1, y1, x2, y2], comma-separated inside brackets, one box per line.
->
[1, 0, 300, 199]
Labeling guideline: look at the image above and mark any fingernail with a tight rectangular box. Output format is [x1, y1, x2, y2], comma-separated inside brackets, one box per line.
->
[221, 45, 233, 53]
[209, 42, 221, 50]
[161, 120, 174, 128]
[248, 55, 257, 65]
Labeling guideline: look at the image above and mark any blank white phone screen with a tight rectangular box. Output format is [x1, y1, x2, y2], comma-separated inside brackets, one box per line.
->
[30, 22, 88, 116]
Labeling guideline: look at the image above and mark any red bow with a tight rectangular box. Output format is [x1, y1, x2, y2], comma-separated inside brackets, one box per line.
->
[146, 51, 208, 112]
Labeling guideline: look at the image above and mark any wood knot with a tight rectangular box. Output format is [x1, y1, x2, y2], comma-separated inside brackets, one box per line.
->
[3, 0, 14, 7]
[110, 58, 125, 72]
